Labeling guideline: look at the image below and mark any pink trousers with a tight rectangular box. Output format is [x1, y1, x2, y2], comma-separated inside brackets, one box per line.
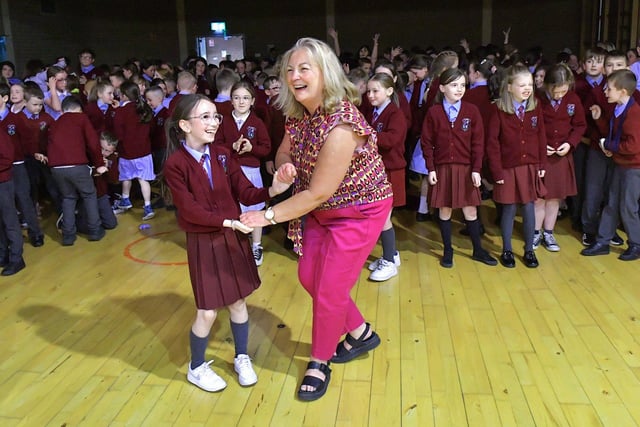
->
[298, 198, 392, 361]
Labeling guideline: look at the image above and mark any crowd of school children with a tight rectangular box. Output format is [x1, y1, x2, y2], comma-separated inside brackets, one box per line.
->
[1, 30, 639, 282]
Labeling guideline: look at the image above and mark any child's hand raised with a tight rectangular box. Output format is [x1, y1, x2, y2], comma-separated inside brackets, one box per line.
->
[275, 162, 297, 184]
[270, 170, 292, 195]
[238, 139, 252, 155]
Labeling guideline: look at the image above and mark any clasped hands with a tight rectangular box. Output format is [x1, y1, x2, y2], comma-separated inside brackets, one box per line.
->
[225, 163, 297, 232]
[232, 136, 252, 155]
[428, 170, 482, 187]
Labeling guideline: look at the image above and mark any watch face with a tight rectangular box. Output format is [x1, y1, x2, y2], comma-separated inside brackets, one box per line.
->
[265, 208, 274, 220]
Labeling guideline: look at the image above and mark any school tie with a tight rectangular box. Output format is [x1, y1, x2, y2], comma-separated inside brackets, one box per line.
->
[372, 111, 379, 123]
[30, 114, 39, 120]
[199, 153, 213, 188]
[517, 105, 525, 121]
[236, 119, 243, 130]
[552, 100, 560, 112]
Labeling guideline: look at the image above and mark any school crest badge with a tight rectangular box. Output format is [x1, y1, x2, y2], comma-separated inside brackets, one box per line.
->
[7, 124, 16, 136]
[157, 117, 164, 126]
[217, 154, 228, 173]
[376, 122, 384, 133]
[567, 104, 575, 116]
[531, 116, 538, 128]
[39, 122, 47, 131]
[246, 126, 256, 139]
[462, 118, 470, 132]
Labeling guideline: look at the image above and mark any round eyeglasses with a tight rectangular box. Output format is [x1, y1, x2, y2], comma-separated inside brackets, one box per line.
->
[189, 113, 223, 125]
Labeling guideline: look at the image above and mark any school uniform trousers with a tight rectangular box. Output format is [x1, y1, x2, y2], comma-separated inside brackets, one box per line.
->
[595, 103, 640, 245]
[1, 114, 43, 239]
[0, 131, 22, 263]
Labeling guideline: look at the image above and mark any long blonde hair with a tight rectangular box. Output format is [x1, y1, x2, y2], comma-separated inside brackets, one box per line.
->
[496, 65, 537, 114]
[275, 37, 360, 119]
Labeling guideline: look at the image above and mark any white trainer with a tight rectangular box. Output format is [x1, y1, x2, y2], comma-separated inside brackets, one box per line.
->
[234, 354, 258, 386]
[187, 361, 227, 392]
[369, 258, 398, 281]
[368, 251, 401, 271]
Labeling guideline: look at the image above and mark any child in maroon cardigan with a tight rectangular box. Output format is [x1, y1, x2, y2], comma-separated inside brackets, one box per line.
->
[422, 68, 497, 268]
[112, 81, 155, 220]
[163, 94, 290, 392]
[533, 65, 586, 252]
[486, 65, 547, 268]
[85, 81, 118, 134]
[364, 73, 407, 281]
[0, 87, 25, 276]
[214, 80, 271, 266]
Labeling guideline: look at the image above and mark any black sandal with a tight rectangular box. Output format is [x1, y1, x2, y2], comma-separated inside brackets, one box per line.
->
[330, 322, 381, 364]
[297, 361, 331, 402]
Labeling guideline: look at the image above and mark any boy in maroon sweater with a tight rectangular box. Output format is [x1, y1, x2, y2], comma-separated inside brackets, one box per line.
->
[47, 96, 107, 245]
[581, 70, 640, 260]
[0, 88, 25, 276]
[18, 86, 61, 225]
[0, 85, 45, 248]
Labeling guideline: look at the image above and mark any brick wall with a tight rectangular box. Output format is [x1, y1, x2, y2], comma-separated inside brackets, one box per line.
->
[8, 0, 179, 77]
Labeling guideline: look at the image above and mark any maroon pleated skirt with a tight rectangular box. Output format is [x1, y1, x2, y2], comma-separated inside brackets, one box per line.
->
[429, 163, 481, 208]
[493, 164, 547, 204]
[387, 168, 406, 207]
[186, 229, 261, 310]
[542, 154, 577, 199]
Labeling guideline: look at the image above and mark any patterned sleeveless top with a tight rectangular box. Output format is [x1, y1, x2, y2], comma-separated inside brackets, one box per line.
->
[286, 100, 393, 255]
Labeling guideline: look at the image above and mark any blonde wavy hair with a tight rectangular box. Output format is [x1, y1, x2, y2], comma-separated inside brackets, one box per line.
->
[275, 37, 360, 120]
[496, 64, 537, 114]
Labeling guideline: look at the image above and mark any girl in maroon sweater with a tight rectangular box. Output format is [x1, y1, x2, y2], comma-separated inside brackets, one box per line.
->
[113, 81, 155, 220]
[533, 65, 586, 252]
[214, 81, 271, 266]
[486, 65, 547, 268]
[85, 81, 117, 134]
[365, 73, 407, 281]
[422, 68, 497, 268]
[163, 94, 289, 393]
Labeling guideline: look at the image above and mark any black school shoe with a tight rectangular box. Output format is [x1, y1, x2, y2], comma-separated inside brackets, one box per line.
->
[30, 235, 44, 247]
[523, 250, 539, 268]
[619, 245, 640, 261]
[581, 242, 610, 256]
[472, 249, 498, 266]
[1, 258, 25, 276]
[500, 250, 516, 268]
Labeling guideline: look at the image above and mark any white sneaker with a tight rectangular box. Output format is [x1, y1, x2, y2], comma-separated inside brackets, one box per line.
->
[542, 232, 560, 252]
[368, 251, 401, 271]
[369, 258, 398, 281]
[187, 361, 227, 392]
[234, 354, 258, 386]
[253, 245, 263, 266]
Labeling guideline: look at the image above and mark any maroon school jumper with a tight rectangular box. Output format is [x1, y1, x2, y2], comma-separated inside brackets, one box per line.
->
[213, 111, 270, 168]
[537, 91, 587, 198]
[422, 101, 484, 208]
[486, 103, 548, 204]
[164, 145, 269, 309]
[366, 102, 407, 206]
